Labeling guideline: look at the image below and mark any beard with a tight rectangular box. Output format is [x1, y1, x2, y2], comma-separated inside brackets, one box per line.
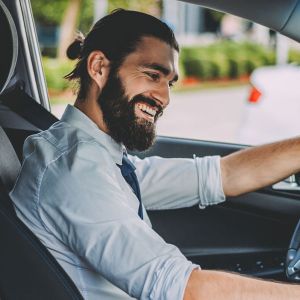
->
[97, 67, 162, 151]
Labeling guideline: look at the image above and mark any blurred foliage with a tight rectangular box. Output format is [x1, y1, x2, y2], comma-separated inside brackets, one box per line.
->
[42, 57, 75, 92]
[289, 49, 300, 65]
[78, 0, 94, 33]
[109, 0, 161, 15]
[43, 42, 300, 93]
[32, 0, 93, 31]
[209, 10, 225, 22]
[32, 0, 161, 34]
[31, 0, 68, 26]
[181, 41, 276, 80]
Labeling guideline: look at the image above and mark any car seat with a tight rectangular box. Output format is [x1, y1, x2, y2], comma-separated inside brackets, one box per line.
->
[0, 1, 83, 297]
[0, 126, 84, 300]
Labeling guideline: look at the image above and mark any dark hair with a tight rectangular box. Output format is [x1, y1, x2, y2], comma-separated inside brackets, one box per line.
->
[64, 9, 179, 100]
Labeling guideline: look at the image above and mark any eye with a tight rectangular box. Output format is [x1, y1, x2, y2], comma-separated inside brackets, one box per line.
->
[145, 72, 160, 82]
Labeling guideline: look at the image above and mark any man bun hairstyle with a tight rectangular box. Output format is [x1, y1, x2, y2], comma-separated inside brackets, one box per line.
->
[66, 31, 85, 60]
[64, 9, 179, 100]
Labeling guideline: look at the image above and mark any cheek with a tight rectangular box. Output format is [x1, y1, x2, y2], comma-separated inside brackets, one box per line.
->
[124, 76, 153, 99]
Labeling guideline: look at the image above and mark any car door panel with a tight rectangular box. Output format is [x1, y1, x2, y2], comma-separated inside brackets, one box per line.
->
[135, 136, 244, 159]
[140, 136, 300, 280]
[149, 205, 293, 280]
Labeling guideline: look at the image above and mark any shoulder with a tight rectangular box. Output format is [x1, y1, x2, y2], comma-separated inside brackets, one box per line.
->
[24, 121, 112, 162]
[19, 121, 117, 194]
[23, 121, 93, 156]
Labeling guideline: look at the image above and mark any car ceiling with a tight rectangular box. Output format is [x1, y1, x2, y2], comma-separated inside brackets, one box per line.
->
[181, 0, 300, 42]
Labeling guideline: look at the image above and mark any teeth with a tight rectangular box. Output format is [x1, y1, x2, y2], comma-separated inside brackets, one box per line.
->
[137, 103, 156, 117]
[146, 107, 155, 116]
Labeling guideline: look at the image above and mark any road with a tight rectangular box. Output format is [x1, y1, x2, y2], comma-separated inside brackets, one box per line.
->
[157, 85, 249, 143]
[51, 85, 249, 144]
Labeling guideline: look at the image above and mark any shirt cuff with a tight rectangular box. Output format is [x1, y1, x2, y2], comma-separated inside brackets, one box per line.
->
[194, 155, 226, 208]
[149, 258, 199, 300]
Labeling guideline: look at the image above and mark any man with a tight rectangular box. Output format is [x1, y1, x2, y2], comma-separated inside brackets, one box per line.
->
[10, 9, 300, 300]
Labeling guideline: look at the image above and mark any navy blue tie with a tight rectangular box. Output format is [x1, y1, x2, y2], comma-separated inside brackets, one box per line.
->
[117, 155, 143, 219]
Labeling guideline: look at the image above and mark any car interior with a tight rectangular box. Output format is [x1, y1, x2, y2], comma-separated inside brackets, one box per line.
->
[1, 0, 300, 299]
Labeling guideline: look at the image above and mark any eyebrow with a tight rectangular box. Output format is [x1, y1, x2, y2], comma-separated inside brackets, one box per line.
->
[142, 63, 179, 82]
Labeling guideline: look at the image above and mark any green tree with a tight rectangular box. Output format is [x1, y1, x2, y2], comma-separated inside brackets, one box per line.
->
[109, 0, 162, 17]
[31, 0, 93, 31]
[32, 0, 94, 58]
[31, 0, 69, 26]
[78, 0, 94, 33]
[31, 0, 162, 58]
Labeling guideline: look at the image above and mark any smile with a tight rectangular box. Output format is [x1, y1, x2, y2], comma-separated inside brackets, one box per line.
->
[136, 103, 157, 122]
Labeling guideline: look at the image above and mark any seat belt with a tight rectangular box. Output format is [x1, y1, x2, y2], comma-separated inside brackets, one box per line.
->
[0, 126, 21, 192]
[0, 84, 58, 130]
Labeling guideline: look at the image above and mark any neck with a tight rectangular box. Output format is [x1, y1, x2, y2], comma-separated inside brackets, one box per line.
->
[74, 97, 109, 134]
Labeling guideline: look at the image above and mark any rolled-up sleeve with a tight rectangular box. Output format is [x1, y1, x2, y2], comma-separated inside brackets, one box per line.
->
[37, 142, 198, 299]
[195, 155, 225, 208]
[130, 155, 225, 210]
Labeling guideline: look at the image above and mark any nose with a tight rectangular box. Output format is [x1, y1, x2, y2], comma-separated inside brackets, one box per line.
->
[150, 82, 170, 109]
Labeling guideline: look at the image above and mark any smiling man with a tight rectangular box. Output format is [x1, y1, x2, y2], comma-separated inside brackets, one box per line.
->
[10, 8, 300, 300]
[71, 35, 178, 152]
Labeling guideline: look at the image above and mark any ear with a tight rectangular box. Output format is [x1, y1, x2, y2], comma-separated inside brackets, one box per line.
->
[87, 50, 110, 90]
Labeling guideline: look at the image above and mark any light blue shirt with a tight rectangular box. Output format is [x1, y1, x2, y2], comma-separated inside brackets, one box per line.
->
[10, 105, 225, 300]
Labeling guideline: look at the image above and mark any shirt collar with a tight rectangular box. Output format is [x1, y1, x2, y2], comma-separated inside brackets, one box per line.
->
[61, 105, 124, 165]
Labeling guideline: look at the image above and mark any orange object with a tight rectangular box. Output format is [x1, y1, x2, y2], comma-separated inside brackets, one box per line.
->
[248, 86, 262, 103]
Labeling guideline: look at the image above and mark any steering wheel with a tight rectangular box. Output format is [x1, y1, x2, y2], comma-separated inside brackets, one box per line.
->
[286, 219, 300, 281]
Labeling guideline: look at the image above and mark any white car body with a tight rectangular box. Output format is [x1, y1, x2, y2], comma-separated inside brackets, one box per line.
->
[238, 64, 300, 145]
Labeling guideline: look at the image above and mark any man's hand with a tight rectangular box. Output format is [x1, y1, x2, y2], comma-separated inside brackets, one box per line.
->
[220, 137, 300, 196]
[183, 269, 300, 300]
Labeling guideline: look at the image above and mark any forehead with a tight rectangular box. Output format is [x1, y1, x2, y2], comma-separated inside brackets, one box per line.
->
[120, 36, 179, 74]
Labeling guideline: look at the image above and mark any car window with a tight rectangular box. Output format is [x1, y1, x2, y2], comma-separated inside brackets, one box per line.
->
[32, 0, 300, 146]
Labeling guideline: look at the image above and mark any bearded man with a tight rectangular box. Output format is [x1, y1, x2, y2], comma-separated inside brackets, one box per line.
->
[10, 9, 300, 300]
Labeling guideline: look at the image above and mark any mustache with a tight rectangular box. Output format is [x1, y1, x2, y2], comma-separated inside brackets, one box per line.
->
[130, 94, 164, 118]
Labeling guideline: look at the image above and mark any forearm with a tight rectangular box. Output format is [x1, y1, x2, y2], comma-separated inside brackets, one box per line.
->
[184, 269, 300, 300]
[221, 137, 300, 196]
